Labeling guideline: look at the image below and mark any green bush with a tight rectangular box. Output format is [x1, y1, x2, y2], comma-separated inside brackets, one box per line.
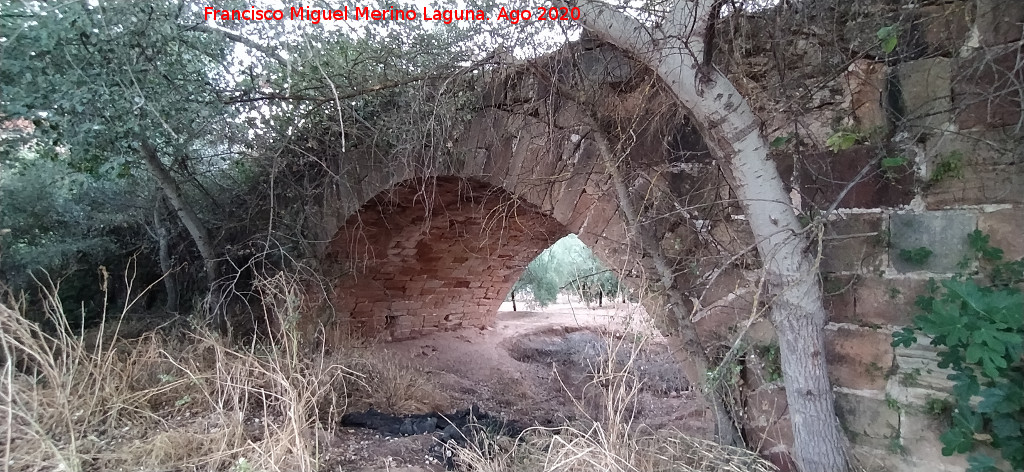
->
[0, 158, 153, 324]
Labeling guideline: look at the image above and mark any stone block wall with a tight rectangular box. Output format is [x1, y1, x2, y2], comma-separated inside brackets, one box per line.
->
[719, 2, 1024, 469]
[818, 209, 1021, 472]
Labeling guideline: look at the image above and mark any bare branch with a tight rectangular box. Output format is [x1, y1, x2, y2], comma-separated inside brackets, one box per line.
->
[186, 23, 289, 67]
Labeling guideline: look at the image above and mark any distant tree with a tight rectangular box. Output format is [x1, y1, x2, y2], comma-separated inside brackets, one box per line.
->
[0, 157, 153, 324]
[508, 235, 621, 309]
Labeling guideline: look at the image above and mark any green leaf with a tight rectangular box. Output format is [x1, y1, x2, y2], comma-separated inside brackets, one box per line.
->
[876, 25, 899, 54]
[917, 299, 964, 341]
[892, 327, 918, 348]
[950, 371, 980, 402]
[953, 406, 984, 433]
[1000, 440, 1024, 468]
[825, 130, 861, 152]
[918, 231, 1024, 469]
[992, 259, 1024, 286]
[968, 230, 1004, 261]
[992, 416, 1022, 438]
[899, 247, 933, 265]
[965, 342, 986, 365]
[770, 135, 791, 148]
[881, 156, 908, 168]
[978, 386, 1008, 413]
[876, 25, 897, 40]
[941, 427, 975, 456]
[882, 35, 898, 54]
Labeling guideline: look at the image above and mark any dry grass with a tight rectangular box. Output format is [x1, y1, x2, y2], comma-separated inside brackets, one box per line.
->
[0, 270, 445, 472]
[451, 335, 778, 472]
[2, 268, 773, 472]
[346, 350, 450, 415]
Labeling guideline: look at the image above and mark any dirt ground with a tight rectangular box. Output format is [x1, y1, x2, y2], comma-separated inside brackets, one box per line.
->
[336, 298, 714, 471]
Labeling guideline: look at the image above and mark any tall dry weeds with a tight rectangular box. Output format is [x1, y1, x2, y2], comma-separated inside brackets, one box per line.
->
[451, 333, 778, 472]
[1, 269, 444, 472]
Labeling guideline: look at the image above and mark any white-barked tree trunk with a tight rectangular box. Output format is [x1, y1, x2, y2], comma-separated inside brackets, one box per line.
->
[569, 1, 850, 470]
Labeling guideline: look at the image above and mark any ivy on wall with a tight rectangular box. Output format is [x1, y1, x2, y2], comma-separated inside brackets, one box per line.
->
[893, 230, 1024, 471]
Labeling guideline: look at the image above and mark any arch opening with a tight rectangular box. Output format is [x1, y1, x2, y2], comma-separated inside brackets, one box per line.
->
[507, 234, 626, 311]
[328, 176, 573, 340]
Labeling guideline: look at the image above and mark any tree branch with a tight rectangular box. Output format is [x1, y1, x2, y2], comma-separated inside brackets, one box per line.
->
[220, 71, 475, 106]
[186, 23, 289, 67]
[140, 140, 219, 285]
[667, 0, 717, 45]
[569, 0, 655, 60]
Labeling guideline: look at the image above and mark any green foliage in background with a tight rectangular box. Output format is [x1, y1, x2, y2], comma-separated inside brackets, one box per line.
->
[892, 231, 1024, 471]
[2, 0, 547, 320]
[510, 235, 621, 307]
[0, 2, 236, 174]
[0, 159, 146, 282]
[0, 155, 157, 325]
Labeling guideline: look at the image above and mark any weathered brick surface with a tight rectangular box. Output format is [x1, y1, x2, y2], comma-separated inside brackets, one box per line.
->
[825, 326, 894, 390]
[896, 410, 982, 471]
[821, 214, 886, 273]
[924, 126, 1024, 168]
[979, 208, 1024, 260]
[976, 0, 1024, 46]
[844, 60, 888, 131]
[899, 57, 952, 131]
[694, 291, 756, 344]
[835, 392, 900, 448]
[890, 211, 977, 273]
[329, 177, 570, 339]
[743, 387, 789, 443]
[775, 145, 915, 210]
[924, 165, 1024, 208]
[826, 275, 927, 327]
[854, 277, 927, 327]
[823, 274, 857, 322]
[910, 2, 971, 57]
[895, 337, 960, 395]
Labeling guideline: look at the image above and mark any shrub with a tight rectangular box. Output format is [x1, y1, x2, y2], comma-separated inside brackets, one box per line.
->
[892, 230, 1023, 471]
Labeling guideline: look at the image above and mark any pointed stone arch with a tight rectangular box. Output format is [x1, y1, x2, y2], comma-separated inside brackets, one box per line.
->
[314, 43, 724, 340]
[325, 122, 633, 339]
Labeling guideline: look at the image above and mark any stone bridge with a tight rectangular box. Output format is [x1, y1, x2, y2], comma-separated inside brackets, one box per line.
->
[321, 40, 716, 339]
[304, 3, 1024, 469]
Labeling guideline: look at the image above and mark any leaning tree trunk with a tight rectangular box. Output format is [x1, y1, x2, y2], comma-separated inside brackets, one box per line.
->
[152, 194, 179, 313]
[140, 140, 227, 333]
[572, 1, 849, 470]
[140, 141, 218, 284]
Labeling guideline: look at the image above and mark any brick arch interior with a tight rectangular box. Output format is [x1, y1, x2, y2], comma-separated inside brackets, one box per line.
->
[328, 176, 571, 339]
